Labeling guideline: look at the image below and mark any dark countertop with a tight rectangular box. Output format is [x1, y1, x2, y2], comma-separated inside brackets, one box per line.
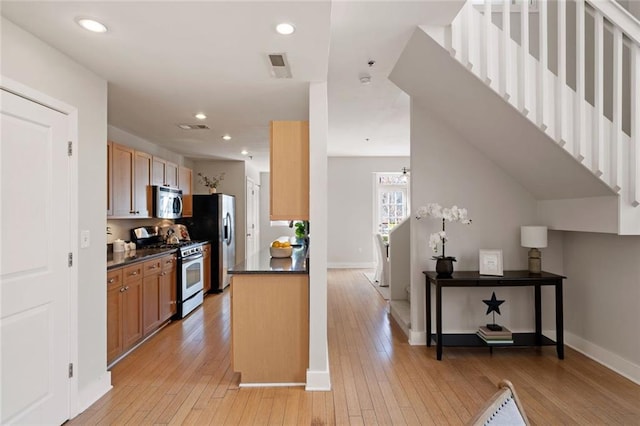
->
[229, 245, 309, 275]
[107, 247, 177, 270]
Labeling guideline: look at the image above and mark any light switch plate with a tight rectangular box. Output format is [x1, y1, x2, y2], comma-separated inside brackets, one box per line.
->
[80, 230, 90, 248]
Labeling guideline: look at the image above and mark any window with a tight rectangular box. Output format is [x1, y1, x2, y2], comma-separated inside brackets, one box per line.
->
[375, 173, 410, 236]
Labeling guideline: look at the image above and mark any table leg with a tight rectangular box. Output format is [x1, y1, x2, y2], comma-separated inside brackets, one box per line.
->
[535, 284, 542, 346]
[436, 284, 442, 360]
[426, 277, 431, 347]
[556, 281, 564, 359]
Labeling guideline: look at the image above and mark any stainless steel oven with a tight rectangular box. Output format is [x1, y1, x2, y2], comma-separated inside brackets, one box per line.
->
[178, 244, 204, 318]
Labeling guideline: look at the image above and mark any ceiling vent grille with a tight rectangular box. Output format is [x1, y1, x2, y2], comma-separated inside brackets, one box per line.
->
[177, 124, 209, 130]
[268, 53, 292, 78]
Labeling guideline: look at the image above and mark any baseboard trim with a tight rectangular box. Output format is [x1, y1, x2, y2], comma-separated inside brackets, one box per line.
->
[240, 382, 305, 388]
[75, 371, 112, 415]
[327, 262, 374, 269]
[409, 330, 427, 346]
[544, 329, 640, 385]
[305, 369, 331, 391]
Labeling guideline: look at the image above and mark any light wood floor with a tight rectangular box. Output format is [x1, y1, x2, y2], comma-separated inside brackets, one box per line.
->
[71, 269, 640, 425]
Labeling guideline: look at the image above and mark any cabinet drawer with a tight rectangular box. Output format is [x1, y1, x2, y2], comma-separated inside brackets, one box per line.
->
[107, 269, 123, 288]
[123, 264, 143, 282]
[162, 255, 176, 272]
[143, 258, 162, 276]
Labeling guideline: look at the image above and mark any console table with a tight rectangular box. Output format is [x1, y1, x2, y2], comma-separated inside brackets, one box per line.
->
[423, 270, 565, 360]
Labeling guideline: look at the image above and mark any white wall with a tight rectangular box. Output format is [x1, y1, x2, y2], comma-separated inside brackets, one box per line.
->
[193, 159, 246, 264]
[409, 100, 564, 342]
[1, 18, 111, 409]
[561, 231, 640, 383]
[327, 156, 410, 268]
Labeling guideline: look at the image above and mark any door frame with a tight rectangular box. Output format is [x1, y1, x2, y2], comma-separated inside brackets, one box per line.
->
[1, 75, 80, 418]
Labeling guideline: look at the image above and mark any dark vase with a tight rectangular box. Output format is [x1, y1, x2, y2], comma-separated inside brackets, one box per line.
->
[435, 256, 455, 277]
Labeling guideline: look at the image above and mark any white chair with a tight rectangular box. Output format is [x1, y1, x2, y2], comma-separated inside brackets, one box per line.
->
[374, 234, 390, 287]
[468, 380, 530, 426]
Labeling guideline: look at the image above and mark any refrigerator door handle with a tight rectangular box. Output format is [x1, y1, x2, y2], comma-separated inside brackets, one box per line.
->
[224, 212, 232, 245]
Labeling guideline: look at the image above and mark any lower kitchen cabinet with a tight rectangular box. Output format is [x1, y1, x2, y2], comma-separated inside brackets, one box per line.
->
[202, 243, 211, 294]
[107, 253, 176, 366]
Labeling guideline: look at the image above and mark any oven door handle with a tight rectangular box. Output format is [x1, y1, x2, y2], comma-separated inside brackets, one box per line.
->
[183, 253, 203, 262]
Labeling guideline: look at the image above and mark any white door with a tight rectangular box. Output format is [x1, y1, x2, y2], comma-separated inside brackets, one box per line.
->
[1, 89, 71, 424]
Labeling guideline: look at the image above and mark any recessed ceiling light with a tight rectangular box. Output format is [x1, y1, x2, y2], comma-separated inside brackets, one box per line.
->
[276, 23, 295, 35]
[195, 113, 207, 120]
[241, 150, 249, 156]
[222, 134, 232, 141]
[76, 18, 108, 33]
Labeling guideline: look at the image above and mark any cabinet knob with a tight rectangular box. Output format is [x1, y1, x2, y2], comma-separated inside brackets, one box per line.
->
[129, 210, 136, 214]
[124, 286, 130, 291]
[131, 271, 138, 276]
[119, 287, 125, 293]
[150, 264, 158, 269]
[108, 278, 115, 283]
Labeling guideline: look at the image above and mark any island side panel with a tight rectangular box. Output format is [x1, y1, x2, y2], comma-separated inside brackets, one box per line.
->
[231, 274, 309, 384]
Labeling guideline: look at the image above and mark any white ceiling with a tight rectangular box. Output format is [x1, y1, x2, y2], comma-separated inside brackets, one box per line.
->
[1, 1, 463, 171]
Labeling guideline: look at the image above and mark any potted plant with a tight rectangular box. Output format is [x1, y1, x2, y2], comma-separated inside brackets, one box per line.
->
[197, 172, 225, 194]
[294, 221, 308, 245]
[416, 203, 472, 277]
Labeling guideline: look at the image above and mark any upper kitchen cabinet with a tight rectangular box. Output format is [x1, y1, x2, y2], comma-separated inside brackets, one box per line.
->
[109, 142, 152, 218]
[270, 121, 309, 221]
[178, 166, 193, 217]
[107, 141, 113, 216]
[152, 157, 178, 187]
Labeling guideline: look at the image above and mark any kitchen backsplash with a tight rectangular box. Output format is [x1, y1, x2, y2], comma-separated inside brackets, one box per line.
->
[107, 218, 175, 243]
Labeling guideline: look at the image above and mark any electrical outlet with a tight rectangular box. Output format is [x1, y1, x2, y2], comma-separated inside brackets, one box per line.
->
[80, 230, 90, 248]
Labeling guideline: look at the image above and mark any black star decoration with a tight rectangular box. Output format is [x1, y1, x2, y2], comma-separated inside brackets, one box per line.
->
[483, 292, 505, 315]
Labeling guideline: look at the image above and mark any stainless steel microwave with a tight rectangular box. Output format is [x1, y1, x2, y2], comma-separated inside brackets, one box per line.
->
[153, 186, 183, 219]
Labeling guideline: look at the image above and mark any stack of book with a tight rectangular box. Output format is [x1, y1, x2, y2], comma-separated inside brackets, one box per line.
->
[477, 325, 513, 344]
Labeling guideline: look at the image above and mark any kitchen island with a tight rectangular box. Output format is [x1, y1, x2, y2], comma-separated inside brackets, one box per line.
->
[229, 245, 309, 386]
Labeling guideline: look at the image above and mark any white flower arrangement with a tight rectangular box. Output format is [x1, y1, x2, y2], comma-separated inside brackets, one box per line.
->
[416, 203, 472, 257]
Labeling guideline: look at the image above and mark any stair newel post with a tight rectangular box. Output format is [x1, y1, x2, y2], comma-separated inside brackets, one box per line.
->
[481, 0, 492, 84]
[556, 0, 567, 147]
[631, 43, 640, 207]
[593, 10, 605, 178]
[500, 0, 510, 100]
[537, 0, 548, 131]
[575, 0, 586, 162]
[518, 0, 529, 116]
[611, 27, 624, 193]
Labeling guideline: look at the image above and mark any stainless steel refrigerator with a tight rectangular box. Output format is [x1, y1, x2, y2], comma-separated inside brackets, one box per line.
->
[182, 194, 235, 293]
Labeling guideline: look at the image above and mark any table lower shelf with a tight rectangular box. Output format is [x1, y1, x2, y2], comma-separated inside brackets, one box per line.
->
[430, 332, 556, 347]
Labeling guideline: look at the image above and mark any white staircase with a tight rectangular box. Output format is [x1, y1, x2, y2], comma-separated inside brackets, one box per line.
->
[418, 0, 640, 234]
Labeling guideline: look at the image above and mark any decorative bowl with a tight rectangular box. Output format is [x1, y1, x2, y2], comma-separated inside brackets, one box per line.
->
[270, 246, 292, 258]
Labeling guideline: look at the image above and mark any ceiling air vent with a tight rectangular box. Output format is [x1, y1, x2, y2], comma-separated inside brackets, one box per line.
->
[177, 124, 210, 130]
[267, 53, 292, 79]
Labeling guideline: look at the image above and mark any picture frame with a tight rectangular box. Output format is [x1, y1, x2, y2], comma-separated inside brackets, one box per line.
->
[479, 249, 504, 276]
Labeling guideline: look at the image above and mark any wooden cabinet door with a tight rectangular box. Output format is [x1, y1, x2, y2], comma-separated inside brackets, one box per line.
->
[165, 161, 178, 187]
[106, 269, 123, 364]
[107, 141, 113, 216]
[178, 166, 192, 217]
[142, 258, 162, 335]
[111, 142, 135, 217]
[270, 121, 309, 220]
[202, 243, 212, 294]
[133, 151, 152, 217]
[152, 157, 166, 186]
[160, 255, 177, 320]
[122, 277, 143, 350]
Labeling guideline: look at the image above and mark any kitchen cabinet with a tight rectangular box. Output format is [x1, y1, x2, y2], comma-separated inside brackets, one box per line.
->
[159, 254, 177, 320]
[152, 157, 178, 187]
[178, 166, 193, 217]
[142, 258, 163, 335]
[107, 141, 113, 216]
[107, 253, 176, 365]
[202, 243, 211, 294]
[106, 269, 123, 363]
[231, 274, 309, 384]
[270, 121, 309, 221]
[109, 141, 151, 218]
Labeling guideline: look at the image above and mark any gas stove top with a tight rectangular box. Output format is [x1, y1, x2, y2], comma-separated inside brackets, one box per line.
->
[142, 241, 204, 258]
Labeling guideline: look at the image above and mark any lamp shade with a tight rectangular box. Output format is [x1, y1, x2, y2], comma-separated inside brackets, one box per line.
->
[521, 226, 548, 248]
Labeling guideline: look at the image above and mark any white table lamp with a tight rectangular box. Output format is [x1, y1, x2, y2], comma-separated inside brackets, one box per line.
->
[521, 226, 548, 274]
